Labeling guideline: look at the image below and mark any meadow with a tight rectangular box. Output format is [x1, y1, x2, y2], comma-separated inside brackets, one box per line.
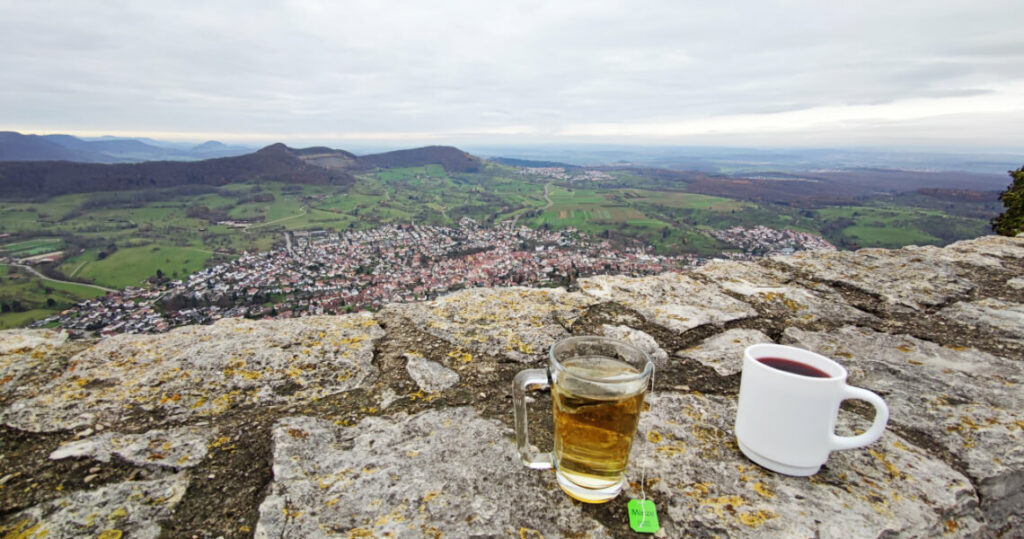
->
[59, 245, 215, 288]
[0, 237, 66, 258]
[0, 264, 107, 329]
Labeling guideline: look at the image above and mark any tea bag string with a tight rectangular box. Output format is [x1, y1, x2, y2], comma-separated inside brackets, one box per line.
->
[639, 362, 655, 528]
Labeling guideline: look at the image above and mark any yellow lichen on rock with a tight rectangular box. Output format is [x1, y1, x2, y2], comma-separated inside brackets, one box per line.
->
[752, 482, 775, 498]
[655, 441, 687, 457]
[447, 350, 472, 363]
[701, 494, 746, 519]
[868, 448, 905, 480]
[738, 509, 778, 527]
[0, 519, 46, 539]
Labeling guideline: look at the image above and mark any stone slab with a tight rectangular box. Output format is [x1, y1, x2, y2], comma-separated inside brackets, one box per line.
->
[0, 329, 74, 402]
[0, 328, 67, 355]
[630, 392, 985, 537]
[256, 408, 610, 538]
[697, 260, 876, 326]
[602, 325, 669, 369]
[0, 314, 384, 432]
[937, 235, 1024, 267]
[938, 298, 1024, 346]
[49, 426, 212, 470]
[404, 352, 460, 393]
[579, 273, 756, 333]
[782, 326, 1024, 523]
[773, 247, 976, 311]
[0, 474, 188, 539]
[388, 287, 594, 363]
[676, 329, 772, 376]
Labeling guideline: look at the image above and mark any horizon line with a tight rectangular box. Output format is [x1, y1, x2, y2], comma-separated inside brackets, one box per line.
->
[5, 127, 1023, 155]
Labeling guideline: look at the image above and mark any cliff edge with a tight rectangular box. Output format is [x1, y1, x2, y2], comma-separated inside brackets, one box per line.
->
[1, 235, 1022, 538]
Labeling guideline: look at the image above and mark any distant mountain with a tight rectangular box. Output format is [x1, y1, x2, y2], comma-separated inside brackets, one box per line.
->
[359, 145, 481, 173]
[193, 140, 228, 151]
[0, 131, 255, 163]
[189, 140, 256, 158]
[488, 157, 581, 169]
[0, 143, 483, 199]
[0, 132, 116, 163]
[67, 137, 174, 160]
[0, 143, 354, 199]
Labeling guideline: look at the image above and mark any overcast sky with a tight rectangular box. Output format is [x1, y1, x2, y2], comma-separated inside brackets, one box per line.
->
[3, 0, 1023, 150]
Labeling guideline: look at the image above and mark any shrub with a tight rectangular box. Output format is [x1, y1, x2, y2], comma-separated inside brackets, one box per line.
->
[992, 166, 1024, 236]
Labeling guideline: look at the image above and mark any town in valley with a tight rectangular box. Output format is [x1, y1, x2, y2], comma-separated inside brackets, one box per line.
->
[40, 220, 833, 335]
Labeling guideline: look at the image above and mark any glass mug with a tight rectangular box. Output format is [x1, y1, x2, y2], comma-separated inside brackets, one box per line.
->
[513, 336, 653, 503]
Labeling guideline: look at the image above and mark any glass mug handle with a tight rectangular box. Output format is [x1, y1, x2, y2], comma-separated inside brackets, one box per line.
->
[513, 368, 553, 469]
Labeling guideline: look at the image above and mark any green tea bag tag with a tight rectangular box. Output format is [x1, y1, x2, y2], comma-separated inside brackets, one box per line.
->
[628, 499, 659, 533]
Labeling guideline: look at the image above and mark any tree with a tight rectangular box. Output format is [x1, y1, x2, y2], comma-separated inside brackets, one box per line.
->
[992, 166, 1024, 236]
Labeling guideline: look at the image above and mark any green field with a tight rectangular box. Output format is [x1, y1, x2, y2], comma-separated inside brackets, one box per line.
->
[841, 226, 939, 247]
[0, 264, 108, 329]
[812, 203, 986, 248]
[376, 164, 448, 183]
[0, 237, 65, 257]
[63, 245, 214, 288]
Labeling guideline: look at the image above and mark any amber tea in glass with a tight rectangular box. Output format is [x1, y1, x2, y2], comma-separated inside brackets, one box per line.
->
[514, 336, 652, 503]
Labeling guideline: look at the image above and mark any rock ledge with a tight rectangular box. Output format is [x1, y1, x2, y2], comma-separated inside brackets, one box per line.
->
[1, 235, 1022, 538]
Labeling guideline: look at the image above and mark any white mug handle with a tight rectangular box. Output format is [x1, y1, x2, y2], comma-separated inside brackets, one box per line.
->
[830, 385, 889, 451]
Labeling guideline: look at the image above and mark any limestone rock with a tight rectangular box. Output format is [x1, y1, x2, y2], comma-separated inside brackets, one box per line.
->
[939, 235, 1024, 267]
[676, 329, 772, 376]
[1, 314, 384, 432]
[782, 326, 1024, 524]
[0, 474, 187, 539]
[579, 273, 756, 332]
[49, 426, 211, 470]
[388, 287, 593, 363]
[0, 329, 82, 402]
[404, 352, 460, 393]
[256, 408, 610, 538]
[938, 298, 1024, 346]
[697, 260, 876, 326]
[632, 392, 985, 537]
[602, 325, 669, 369]
[0, 328, 67, 354]
[773, 246, 975, 311]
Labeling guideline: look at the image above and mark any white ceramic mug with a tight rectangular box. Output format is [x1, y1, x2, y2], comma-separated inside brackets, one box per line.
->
[734, 343, 889, 476]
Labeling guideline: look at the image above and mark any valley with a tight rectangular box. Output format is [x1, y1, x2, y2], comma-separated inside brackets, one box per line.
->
[0, 144, 1009, 331]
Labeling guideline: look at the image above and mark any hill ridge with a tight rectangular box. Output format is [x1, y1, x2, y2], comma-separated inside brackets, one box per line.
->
[0, 142, 482, 199]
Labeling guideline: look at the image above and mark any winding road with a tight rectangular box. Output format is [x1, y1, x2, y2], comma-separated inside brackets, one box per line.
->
[244, 207, 309, 231]
[12, 264, 117, 293]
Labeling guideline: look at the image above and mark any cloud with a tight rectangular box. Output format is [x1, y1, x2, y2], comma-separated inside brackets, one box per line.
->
[2, 0, 1023, 147]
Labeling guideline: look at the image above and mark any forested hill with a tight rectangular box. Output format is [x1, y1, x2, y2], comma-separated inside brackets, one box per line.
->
[0, 143, 479, 199]
[358, 145, 482, 173]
